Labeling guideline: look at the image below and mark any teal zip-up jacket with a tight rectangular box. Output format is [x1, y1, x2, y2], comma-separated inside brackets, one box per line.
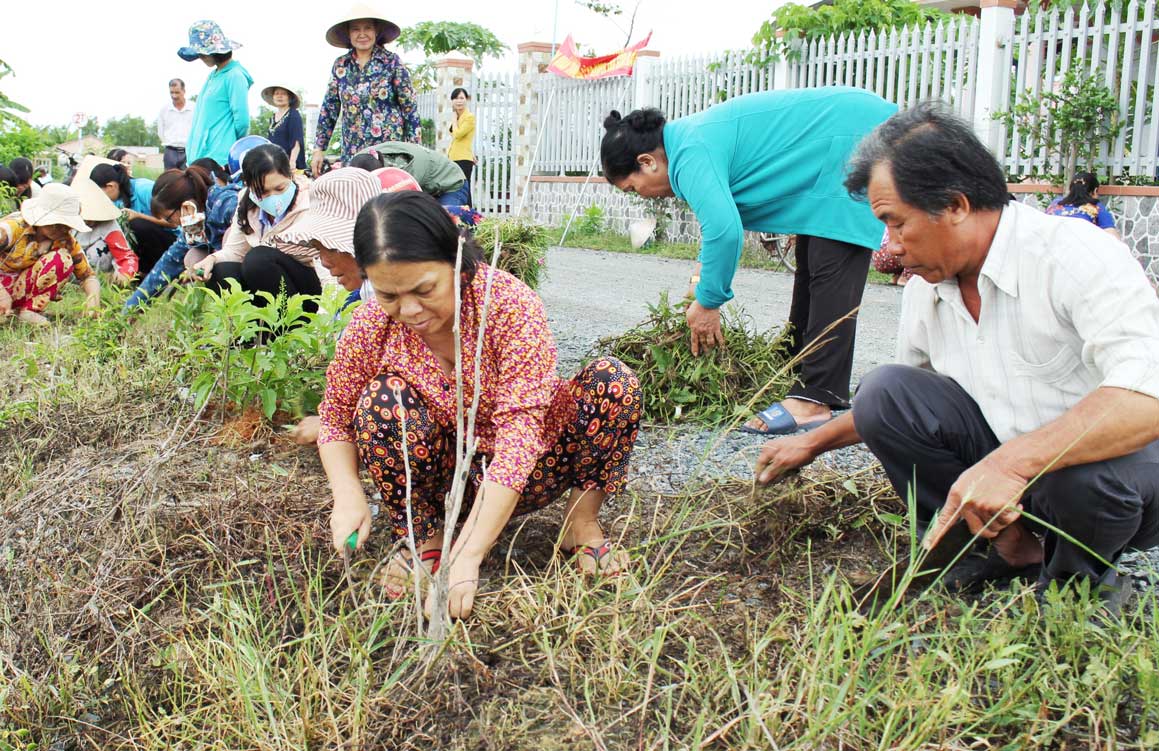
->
[663, 88, 897, 309]
[187, 60, 253, 166]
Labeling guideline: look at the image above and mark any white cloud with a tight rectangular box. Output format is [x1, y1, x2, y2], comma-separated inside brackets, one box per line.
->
[7, 0, 778, 128]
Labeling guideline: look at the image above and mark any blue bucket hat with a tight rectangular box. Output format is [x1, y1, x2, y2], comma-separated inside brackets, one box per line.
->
[178, 20, 243, 62]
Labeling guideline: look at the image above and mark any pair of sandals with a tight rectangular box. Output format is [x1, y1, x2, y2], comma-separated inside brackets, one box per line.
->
[738, 401, 834, 436]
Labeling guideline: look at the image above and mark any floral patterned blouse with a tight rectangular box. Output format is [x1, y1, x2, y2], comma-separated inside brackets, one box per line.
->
[314, 46, 421, 163]
[0, 217, 93, 281]
[318, 265, 577, 493]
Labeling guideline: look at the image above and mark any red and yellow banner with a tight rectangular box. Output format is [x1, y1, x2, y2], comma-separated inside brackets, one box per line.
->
[547, 33, 653, 80]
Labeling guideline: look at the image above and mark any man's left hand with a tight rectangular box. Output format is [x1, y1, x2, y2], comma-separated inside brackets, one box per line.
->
[686, 300, 724, 356]
[924, 454, 1029, 549]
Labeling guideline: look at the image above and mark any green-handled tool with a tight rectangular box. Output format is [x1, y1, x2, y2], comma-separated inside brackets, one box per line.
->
[346, 532, 359, 552]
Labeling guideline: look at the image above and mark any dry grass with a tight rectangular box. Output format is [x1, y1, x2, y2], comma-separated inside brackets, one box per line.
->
[2, 289, 1158, 750]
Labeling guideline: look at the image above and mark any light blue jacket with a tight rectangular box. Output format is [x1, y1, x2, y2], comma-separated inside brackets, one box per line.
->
[187, 60, 253, 165]
[663, 88, 897, 309]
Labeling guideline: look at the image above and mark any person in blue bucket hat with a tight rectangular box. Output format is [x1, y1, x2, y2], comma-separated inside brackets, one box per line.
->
[180, 20, 253, 166]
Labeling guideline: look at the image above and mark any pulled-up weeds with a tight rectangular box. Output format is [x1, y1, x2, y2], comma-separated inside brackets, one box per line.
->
[596, 293, 794, 425]
[1, 288, 1158, 750]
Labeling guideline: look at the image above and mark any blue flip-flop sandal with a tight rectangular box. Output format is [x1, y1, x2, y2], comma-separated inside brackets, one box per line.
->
[738, 401, 832, 435]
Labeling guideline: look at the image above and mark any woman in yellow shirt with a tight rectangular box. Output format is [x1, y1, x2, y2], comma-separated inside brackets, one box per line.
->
[448, 87, 476, 206]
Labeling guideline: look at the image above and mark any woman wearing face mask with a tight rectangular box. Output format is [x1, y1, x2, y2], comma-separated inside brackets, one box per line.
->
[189, 144, 317, 304]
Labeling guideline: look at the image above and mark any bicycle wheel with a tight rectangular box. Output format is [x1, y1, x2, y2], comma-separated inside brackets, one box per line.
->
[758, 233, 796, 272]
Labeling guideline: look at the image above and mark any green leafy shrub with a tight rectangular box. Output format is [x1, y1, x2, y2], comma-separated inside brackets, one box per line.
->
[474, 217, 550, 290]
[995, 66, 1122, 185]
[168, 282, 353, 420]
[596, 292, 794, 424]
[577, 204, 606, 235]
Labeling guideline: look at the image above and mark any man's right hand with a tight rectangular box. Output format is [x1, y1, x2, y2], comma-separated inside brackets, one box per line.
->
[755, 435, 816, 485]
[311, 149, 326, 177]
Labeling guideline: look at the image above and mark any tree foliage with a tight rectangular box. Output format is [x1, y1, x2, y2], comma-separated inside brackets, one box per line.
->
[994, 67, 1122, 185]
[250, 106, 274, 138]
[102, 115, 161, 147]
[397, 21, 507, 63]
[0, 123, 46, 165]
[0, 59, 30, 129]
[751, 0, 950, 62]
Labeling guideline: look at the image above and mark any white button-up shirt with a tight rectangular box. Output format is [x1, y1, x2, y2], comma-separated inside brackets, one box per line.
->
[895, 200, 1159, 443]
[157, 101, 195, 148]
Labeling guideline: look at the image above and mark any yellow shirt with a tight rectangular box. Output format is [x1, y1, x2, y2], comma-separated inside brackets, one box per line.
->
[0, 217, 93, 281]
[448, 111, 476, 162]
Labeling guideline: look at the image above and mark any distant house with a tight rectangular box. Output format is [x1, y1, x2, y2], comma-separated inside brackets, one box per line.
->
[56, 135, 108, 157]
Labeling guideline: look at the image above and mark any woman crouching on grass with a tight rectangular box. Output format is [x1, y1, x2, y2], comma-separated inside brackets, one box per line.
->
[320, 191, 642, 619]
[0, 184, 100, 324]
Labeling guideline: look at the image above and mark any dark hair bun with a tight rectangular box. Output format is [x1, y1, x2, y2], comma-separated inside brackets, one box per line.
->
[623, 108, 666, 132]
[603, 110, 623, 131]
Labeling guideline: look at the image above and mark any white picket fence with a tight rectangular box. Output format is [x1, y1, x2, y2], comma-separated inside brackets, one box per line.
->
[645, 49, 776, 119]
[787, 16, 980, 120]
[536, 76, 636, 175]
[471, 72, 518, 215]
[1000, 0, 1159, 178]
[525, 1, 1159, 181]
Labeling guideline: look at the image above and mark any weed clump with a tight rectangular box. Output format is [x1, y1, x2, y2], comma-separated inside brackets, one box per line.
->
[596, 292, 795, 425]
[474, 217, 550, 290]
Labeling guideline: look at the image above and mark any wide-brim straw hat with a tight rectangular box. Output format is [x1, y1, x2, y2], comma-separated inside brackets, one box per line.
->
[68, 155, 122, 222]
[21, 183, 90, 233]
[178, 19, 243, 62]
[325, 3, 401, 48]
[278, 168, 382, 256]
[261, 85, 300, 109]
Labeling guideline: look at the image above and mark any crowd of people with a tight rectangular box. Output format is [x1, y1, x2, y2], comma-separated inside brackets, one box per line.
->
[0, 10, 1156, 621]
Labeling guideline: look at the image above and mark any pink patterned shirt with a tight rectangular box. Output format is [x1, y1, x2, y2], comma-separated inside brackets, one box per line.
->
[318, 264, 576, 493]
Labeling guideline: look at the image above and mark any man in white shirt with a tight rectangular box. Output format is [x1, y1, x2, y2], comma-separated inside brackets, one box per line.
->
[158, 78, 195, 170]
[756, 102, 1159, 609]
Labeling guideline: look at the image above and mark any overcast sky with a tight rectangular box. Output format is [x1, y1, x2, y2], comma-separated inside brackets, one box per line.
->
[6, 1, 780, 129]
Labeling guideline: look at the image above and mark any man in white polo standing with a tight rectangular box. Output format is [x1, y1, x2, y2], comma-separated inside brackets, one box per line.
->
[157, 79, 195, 170]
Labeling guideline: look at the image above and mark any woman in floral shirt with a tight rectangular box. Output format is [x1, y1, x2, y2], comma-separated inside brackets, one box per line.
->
[0, 184, 100, 324]
[320, 191, 641, 620]
[311, 7, 421, 174]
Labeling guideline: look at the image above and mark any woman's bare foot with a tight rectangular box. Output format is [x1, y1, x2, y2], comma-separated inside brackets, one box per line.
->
[289, 415, 320, 445]
[17, 309, 49, 326]
[743, 397, 831, 433]
[380, 533, 444, 598]
[560, 517, 628, 575]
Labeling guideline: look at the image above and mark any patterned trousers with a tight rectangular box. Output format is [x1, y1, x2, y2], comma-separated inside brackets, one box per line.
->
[354, 358, 642, 546]
[0, 249, 73, 313]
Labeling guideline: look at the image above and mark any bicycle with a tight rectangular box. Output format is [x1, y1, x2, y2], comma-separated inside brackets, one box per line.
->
[758, 232, 797, 272]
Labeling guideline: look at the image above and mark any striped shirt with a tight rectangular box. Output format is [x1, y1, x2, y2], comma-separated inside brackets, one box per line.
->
[895, 200, 1159, 443]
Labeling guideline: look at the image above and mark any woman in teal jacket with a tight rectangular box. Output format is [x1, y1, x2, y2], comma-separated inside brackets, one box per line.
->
[602, 88, 896, 435]
[178, 20, 253, 166]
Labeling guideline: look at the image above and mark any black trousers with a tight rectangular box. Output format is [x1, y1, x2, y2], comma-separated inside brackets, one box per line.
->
[455, 160, 474, 207]
[163, 146, 187, 170]
[128, 219, 178, 278]
[785, 234, 872, 408]
[853, 364, 1159, 584]
[210, 245, 322, 310]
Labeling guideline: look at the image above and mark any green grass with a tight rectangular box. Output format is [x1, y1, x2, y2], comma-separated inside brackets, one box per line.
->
[1, 285, 1157, 749]
[554, 225, 900, 285]
[132, 164, 165, 180]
